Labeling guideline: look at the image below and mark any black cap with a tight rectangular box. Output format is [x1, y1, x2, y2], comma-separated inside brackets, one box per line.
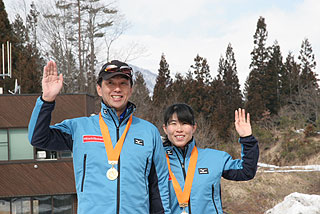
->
[97, 60, 133, 83]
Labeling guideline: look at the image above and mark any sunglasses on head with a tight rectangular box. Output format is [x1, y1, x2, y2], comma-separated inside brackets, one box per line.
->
[104, 64, 133, 76]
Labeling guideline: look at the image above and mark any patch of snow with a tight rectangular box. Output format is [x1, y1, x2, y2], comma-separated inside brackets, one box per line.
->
[295, 129, 305, 133]
[258, 163, 320, 173]
[265, 192, 320, 214]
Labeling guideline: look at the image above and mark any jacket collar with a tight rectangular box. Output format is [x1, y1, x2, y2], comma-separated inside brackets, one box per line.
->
[164, 137, 196, 159]
[100, 101, 136, 126]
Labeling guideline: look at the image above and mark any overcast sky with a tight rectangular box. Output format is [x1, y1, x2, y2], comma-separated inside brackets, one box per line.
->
[3, 0, 320, 89]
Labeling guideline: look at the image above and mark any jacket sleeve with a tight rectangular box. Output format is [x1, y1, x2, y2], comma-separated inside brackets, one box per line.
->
[222, 135, 259, 181]
[28, 96, 73, 151]
[148, 130, 171, 214]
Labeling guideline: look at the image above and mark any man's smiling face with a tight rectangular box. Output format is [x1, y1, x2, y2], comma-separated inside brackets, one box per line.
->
[97, 75, 133, 117]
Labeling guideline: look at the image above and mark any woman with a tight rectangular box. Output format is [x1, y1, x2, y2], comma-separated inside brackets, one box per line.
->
[162, 103, 259, 214]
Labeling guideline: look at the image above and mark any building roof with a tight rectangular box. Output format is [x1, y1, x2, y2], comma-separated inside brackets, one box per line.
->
[0, 160, 76, 197]
[0, 94, 97, 128]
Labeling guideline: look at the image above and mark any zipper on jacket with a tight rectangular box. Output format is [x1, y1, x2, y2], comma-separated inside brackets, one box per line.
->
[106, 108, 131, 214]
[81, 154, 87, 192]
[173, 146, 191, 213]
[212, 185, 219, 214]
[116, 126, 120, 214]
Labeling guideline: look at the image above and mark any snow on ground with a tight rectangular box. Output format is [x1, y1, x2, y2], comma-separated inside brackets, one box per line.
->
[258, 163, 320, 213]
[265, 192, 320, 214]
[258, 163, 320, 173]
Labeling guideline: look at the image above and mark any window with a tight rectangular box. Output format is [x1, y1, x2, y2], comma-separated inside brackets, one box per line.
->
[0, 195, 74, 214]
[0, 198, 10, 213]
[53, 195, 72, 214]
[0, 128, 72, 161]
[12, 197, 31, 214]
[0, 129, 8, 161]
[9, 129, 33, 160]
[33, 196, 52, 214]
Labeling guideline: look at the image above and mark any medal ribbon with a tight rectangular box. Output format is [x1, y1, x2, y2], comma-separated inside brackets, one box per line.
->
[166, 146, 198, 208]
[99, 112, 132, 162]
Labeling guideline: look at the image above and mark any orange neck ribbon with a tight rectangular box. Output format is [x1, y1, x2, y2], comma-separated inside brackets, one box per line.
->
[99, 112, 132, 163]
[166, 146, 198, 208]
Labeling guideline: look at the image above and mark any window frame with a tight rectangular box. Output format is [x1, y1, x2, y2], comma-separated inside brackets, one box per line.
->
[0, 128, 72, 163]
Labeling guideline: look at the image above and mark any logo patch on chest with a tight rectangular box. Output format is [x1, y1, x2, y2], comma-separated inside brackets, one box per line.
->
[134, 138, 144, 146]
[198, 168, 209, 174]
[166, 150, 173, 155]
[83, 135, 104, 143]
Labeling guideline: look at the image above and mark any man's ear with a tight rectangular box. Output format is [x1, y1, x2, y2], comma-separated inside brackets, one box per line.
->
[96, 84, 102, 97]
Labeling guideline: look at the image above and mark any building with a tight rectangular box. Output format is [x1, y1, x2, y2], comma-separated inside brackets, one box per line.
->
[0, 94, 96, 214]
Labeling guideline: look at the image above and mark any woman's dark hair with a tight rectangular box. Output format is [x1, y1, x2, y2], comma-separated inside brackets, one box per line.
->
[163, 103, 195, 126]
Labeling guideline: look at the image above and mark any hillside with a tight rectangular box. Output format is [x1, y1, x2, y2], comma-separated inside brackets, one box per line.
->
[220, 130, 320, 214]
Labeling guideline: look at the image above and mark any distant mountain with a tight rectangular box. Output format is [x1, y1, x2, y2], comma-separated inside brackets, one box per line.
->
[129, 64, 157, 96]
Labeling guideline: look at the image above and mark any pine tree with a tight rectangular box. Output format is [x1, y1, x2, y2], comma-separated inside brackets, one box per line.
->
[210, 58, 230, 140]
[8, 5, 43, 94]
[191, 54, 212, 84]
[215, 44, 243, 140]
[130, 71, 151, 120]
[298, 38, 317, 90]
[264, 41, 283, 114]
[245, 16, 270, 121]
[281, 52, 300, 104]
[222, 43, 243, 112]
[152, 53, 172, 106]
[189, 54, 212, 115]
[0, 0, 11, 41]
[168, 72, 186, 103]
[151, 53, 172, 127]
[0, 0, 14, 93]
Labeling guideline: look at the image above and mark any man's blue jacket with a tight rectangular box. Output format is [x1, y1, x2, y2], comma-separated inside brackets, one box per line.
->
[164, 136, 259, 214]
[28, 97, 170, 214]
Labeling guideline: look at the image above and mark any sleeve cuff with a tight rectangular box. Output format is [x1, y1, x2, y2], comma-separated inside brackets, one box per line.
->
[40, 95, 56, 104]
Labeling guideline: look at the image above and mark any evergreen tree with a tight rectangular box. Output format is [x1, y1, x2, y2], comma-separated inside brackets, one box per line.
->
[12, 5, 43, 93]
[281, 52, 300, 104]
[222, 43, 243, 112]
[210, 58, 230, 140]
[152, 53, 172, 106]
[191, 54, 212, 84]
[212, 43, 243, 141]
[169, 72, 186, 103]
[0, 0, 14, 93]
[189, 54, 212, 115]
[151, 53, 172, 127]
[264, 41, 283, 114]
[298, 38, 317, 90]
[130, 71, 151, 120]
[245, 16, 270, 121]
[0, 0, 11, 41]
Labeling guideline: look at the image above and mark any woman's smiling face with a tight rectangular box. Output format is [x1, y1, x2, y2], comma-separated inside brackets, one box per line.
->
[163, 113, 196, 148]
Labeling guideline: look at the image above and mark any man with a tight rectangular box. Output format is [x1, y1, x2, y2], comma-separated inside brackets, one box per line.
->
[28, 60, 170, 214]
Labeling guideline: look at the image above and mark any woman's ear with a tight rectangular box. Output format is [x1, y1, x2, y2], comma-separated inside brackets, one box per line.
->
[162, 124, 168, 135]
[192, 123, 197, 134]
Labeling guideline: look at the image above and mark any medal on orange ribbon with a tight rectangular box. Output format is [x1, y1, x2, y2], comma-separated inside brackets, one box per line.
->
[99, 112, 132, 181]
[166, 146, 198, 214]
[106, 161, 119, 180]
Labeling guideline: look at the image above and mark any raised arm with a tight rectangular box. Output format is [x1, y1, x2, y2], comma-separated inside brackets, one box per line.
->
[42, 61, 63, 102]
[222, 108, 259, 181]
[28, 61, 72, 151]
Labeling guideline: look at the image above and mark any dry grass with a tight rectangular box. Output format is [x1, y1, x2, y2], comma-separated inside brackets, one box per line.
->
[221, 171, 320, 214]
